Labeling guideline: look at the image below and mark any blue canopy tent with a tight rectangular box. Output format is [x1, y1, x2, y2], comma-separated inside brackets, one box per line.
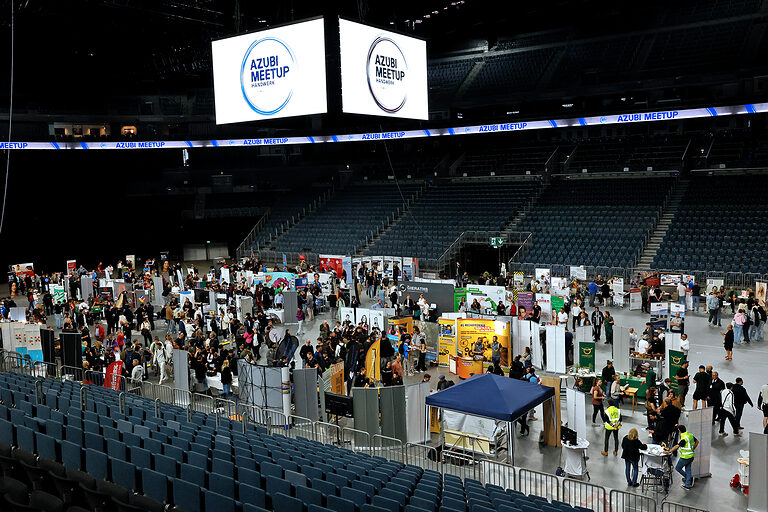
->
[425, 373, 556, 463]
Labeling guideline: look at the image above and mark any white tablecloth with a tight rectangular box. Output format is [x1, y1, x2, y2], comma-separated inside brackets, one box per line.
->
[640, 443, 666, 472]
[563, 438, 590, 476]
[266, 309, 285, 323]
[206, 373, 238, 392]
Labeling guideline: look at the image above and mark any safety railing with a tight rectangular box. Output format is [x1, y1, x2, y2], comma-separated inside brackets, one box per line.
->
[562, 479, 608, 512]
[441, 449, 479, 482]
[341, 427, 372, 455]
[287, 414, 315, 441]
[372, 434, 404, 463]
[262, 409, 290, 436]
[314, 421, 342, 446]
[61, 365, 86, 383]
[191, 393, 216, 415]
[32, 361, 59, 379]
[518, 468, 561, 503]
[609, 490, 657, 512]
[3, 351, 26, 374]
[404, 443, 440, 474]
[659, 502, 709, 512]
[215, 398, 239, 425]
[478, 459, 516, 491]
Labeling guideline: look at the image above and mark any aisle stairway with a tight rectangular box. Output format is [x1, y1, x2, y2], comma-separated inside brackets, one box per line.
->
[636, 179, 689, 270]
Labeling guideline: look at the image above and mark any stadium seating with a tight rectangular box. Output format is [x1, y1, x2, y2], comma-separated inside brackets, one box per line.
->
[0, 370, 598, 512]
[366, 180, 539, 260]
[653, 174, 768, 273]
[271, 183, 423, 255]
[520, 177, 673, 267]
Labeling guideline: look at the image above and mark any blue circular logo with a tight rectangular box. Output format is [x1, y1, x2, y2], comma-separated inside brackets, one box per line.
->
[240, 37, 296, 116]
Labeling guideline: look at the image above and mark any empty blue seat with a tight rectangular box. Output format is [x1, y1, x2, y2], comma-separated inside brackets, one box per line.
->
[34, 432, 57, 461]
[110, 458, 137, 491]
[266, 474, 291, 497]
[85, 448, 108, 480]
[239, 482, 267, 509]
[206, 490, 237, 512]
[173, 478, 202, 512]
[273, 492, 305, 512]
[312, 478, 339, 497]
[210, 473, 235, 497]
[373, 495, 401, 512]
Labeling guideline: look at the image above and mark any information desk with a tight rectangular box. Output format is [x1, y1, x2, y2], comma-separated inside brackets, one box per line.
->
[562, 438, 590, 478]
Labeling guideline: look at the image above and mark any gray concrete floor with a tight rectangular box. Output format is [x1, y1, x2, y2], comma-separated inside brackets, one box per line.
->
[29, 293, 761, 511]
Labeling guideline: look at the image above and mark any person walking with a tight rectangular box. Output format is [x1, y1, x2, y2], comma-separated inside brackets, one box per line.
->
[732, 377, 753, 430]
[719, 382, 741, 437]
[591, 379, 605, 425]
[621, 428, 647, 487]
[722, 324, 734, 360]
[601, 398, 621, 456]
[692, 365, 710, 410]
[709, 371, 725, 425]
[757, 382, 768, 434]
[667, 425, 698, 489]
[604, 311, 614, 345]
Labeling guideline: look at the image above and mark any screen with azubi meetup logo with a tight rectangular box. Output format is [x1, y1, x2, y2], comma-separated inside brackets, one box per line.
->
[211, 18, 328, 124]
[339, 19, 428, 120]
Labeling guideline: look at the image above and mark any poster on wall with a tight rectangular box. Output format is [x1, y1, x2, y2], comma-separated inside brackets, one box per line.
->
[579, 341, 596, 370]
[220, 267, 231, 284]
[255, 272, 296, 291]
[341, 256, 353, 284]
[51, 285, 66, 305]
[668, 349, 686, 390]
[455, 318, 510, 365]
[706, 278, 724, 294]
[756, 281, 767, 306]
[660, 273, 682, 286]
[438, 318, 456, 366]
[66, 260, 77, 275]
[382, 256, 394, 278]
[569, 266, 587, 281]
[535, 293, 552, 323]
[670, 303, 685, 333]
[551, 295, 565, 315]
[319, 254, 344, 276]
[535, 268, 551, 285]
[125, 255, 136, 270]
[629, 288, 642, 310]
[517, 292, 534, 316]
[551, 277, 568, 294]
[613, 278, 624, 307]
[11, 263, 34, 279]
[370, 256, 383, 274]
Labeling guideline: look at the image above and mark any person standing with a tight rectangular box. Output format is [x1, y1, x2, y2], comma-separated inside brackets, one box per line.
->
[757, 382, 768, 434]
[571, 302, 581, 331]
[667, 425, 698, 489]
[750, 303, 762, 342]
[691, 282, 701, 313]
[621, 428, 646, 487]
[601, 398, 621, 456]
[722, 324, 735, 360]
[732, 377, 753, 430]
[601, 360, 616, 396]
[733, 309, 746, 344]
[692, 365, 711, 410]
[676, 361, 690, 409]
[591, 306, 604, 342]
[490, 336, 502, 367]
[709, 371, 725, 425]
[591, 379, 606, 425]
[296, 308, 305, 336]
[588, 280, 598, 308]
[719, 382, 741, 437]
[677, 281, 687, 308]
[604, 311, 614, 345]
[707, 291, 720, 327]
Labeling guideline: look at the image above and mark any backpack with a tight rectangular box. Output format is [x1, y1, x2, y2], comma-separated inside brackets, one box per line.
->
[760, 307, 767, 322]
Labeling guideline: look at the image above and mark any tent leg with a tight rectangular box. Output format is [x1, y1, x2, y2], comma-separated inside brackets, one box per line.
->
[507, 421, 514, 465]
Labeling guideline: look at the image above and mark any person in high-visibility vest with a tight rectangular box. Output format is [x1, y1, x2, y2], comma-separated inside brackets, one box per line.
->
[666, 424, 699, 489]
[601, 398, 621, 456]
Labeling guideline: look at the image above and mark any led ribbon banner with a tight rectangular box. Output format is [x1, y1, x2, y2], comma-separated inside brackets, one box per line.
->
[2, 102, 765, 150]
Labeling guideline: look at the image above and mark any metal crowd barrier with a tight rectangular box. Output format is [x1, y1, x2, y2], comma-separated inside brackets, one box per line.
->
[441, 449, 479, 482]
[341, 427, 372, 455]
[314, 421, 342, 446]
[287, 414, 315, 440]
[404, 443, 439, 474]
[478, 460, 516, 491]
[517, 468, 561, 503]
[191, 393, 216, 414]
[562, 479, 608, 512]
[660, 502, 709, 512]
[32, 361, 59, 379]
[609, 490, 657, 512]
[373, 434, 404, 463]
[215, 398, 238, 426]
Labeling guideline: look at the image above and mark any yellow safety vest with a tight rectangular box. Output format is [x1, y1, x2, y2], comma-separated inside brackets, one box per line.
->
[679, 431, 695, 459]
[604, 406, 621, 430]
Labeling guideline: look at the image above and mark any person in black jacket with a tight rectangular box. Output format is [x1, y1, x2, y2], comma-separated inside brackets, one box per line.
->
[621, 428, 647, 487]
[601, 360, 616, 395]
[220, 359, 233, 397]
[709, 371, 725, 424]
[508, 355, 525, 379]
[732, 377, 754, 429]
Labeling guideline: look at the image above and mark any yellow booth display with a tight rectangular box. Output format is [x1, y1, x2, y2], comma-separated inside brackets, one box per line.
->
[438, 318, 456, 366]
[365, 339, 381, 382]
[456, 319, 510, 366]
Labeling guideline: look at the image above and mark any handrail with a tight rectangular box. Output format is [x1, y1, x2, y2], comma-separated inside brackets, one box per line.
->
[236, 208, 271, 259]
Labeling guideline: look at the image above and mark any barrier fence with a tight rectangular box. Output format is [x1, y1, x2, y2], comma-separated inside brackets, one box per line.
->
[610, 490, 657, 512]
[0, 357, 711, 512]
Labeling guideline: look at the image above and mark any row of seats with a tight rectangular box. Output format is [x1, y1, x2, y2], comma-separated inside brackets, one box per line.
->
[0, 370, 595, 512]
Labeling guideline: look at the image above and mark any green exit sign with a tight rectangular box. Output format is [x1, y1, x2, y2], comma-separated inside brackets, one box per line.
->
[489, 237, 505, 248]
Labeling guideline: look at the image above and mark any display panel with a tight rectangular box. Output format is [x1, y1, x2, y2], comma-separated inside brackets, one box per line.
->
[339, 19, 428, 120]
[212, 18, 328, 124]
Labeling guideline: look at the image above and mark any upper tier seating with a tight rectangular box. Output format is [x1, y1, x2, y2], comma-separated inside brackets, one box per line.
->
[653, 174, 768, 273]
[366, 181, 539, 260]
[520, 178, 673, 267]
[257, 183, 422, 255]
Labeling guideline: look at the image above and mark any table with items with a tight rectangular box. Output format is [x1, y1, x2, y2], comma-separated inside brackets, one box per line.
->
[562, 438, 590, 479]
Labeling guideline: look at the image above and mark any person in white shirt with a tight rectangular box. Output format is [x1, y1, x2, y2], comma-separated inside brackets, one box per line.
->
[677, 282, 687, 308]
[557, 308, 568, 326]
[130, 359, 144, 386]
[679, 333, 690, 357]
[418, 294, 429, 319]
[628, 328, 638, 350]
[636, 335, 650, 355]
[571, 303, 582, 330]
